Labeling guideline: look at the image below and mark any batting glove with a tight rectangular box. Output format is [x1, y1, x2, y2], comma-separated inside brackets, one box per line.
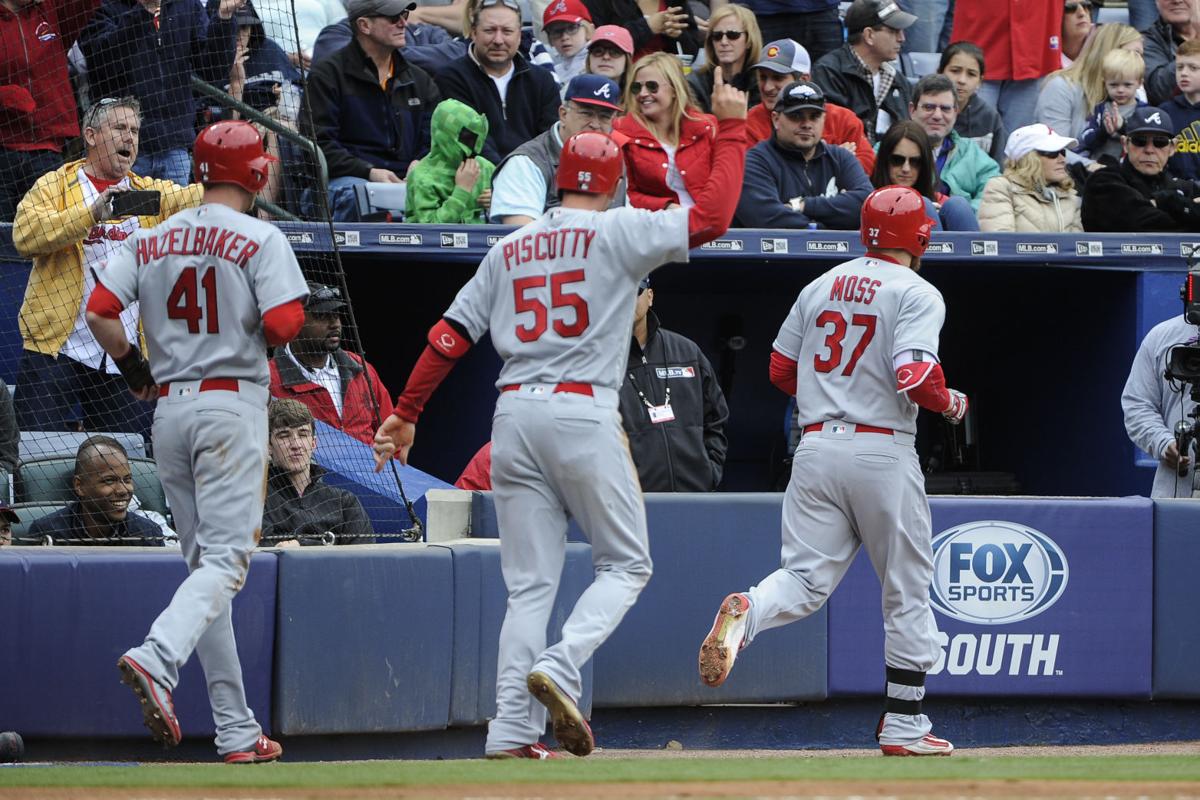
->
[115, 344, 154, 393]
[942, 389, 968, 424]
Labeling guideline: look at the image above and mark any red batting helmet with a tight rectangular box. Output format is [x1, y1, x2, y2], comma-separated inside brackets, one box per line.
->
[193, 121, 276, 194]
[556, 131, 622, 195]
[860, 185, 934, 259]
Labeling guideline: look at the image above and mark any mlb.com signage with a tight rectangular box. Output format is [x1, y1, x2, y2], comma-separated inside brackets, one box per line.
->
[826, 499, 1152, 697]
[927, 521, 1068, 677]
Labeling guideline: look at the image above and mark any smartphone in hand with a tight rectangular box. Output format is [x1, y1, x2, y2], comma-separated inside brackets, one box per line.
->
[110, 189, 162, 217]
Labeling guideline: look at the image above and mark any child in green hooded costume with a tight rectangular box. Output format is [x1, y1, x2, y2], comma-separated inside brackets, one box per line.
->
[405, 99, 495, 224]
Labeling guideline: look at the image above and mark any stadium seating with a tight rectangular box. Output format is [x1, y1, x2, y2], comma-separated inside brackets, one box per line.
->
[19, 430, 146, 463]
[14, 455, 168, 519]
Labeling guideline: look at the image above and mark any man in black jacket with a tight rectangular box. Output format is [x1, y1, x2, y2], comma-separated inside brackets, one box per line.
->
[618, 279, 729, 492]
[811, 0, 915, 144]
[434, 0, 561, 164]
[299, 0, 441, 220]
[263, 399, 375, 547]
[1083, 106, 1200, 232]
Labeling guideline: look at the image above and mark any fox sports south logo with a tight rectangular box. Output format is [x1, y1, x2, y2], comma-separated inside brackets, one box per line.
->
[930, 521, 1068, 625]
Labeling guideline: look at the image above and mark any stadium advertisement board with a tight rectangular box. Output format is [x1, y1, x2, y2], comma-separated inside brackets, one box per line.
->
[826, 498, 1152, 697]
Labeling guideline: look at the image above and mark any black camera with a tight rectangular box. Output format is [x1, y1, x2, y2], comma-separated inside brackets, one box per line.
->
[1166, 267, 1200, 481]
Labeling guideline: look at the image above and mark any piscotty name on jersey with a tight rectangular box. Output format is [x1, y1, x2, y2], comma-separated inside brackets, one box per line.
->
[501, 228, 597, 271]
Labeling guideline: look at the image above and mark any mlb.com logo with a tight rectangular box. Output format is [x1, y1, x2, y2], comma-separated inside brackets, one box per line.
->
[928, 521, 1069, 677]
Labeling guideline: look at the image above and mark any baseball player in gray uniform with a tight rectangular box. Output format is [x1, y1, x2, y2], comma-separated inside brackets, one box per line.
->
[86, 121, 309, 763]
[698, 186, 967, 757]
[373, 69, 749, 760]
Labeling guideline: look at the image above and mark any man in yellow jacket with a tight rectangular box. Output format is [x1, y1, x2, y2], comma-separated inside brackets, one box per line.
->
[12, 96, 201, 435]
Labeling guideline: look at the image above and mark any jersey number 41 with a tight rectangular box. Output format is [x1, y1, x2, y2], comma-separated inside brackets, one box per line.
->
[167, 265, 220, 334]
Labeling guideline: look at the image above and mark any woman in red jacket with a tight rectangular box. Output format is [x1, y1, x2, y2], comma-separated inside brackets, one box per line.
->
[613, 51, 723, 210]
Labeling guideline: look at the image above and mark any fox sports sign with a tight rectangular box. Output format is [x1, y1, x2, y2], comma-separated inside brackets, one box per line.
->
[930, 521, 1069, 625]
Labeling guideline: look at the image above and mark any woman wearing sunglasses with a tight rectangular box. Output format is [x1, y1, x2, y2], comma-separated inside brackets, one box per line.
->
[584, 25, 635, 92]
[614, 51, 727, 210]
[685, 4, 761, 113]
[978, 124, 1082, 232]
[871, 121, 979, 232]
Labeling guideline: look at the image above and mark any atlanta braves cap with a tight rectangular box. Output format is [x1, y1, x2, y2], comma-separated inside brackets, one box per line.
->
[752, 39, 811, 76]
[1125, 106, 1174, 136]
[564, 74, 622, 111]
[543, 0, 591, 26]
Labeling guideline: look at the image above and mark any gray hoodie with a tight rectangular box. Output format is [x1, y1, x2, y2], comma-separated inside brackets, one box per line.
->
[1121, 314, 1200, 497]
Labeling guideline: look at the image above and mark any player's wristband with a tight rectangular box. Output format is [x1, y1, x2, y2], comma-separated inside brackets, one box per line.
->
[115, 344, 154, 392]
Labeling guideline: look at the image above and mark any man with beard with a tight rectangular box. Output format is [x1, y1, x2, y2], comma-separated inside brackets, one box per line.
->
[269, 281, 394, 446]
[11, 97, 200, 436]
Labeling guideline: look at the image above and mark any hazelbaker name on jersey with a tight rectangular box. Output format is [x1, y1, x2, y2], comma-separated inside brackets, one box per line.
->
[135, 226, 262, 270]
[501, 228, 597, 271]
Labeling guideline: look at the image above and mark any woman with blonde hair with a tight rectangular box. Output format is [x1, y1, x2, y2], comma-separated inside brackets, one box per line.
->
[614, 51, 723, 209]
[685, 4, 761, 112]
[978, 123, 1083, 232]
[1034, 23, 1144, 142]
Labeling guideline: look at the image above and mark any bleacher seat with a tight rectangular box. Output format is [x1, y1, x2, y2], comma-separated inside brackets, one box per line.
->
[353, 182, 407, 221]
[19, 430, 146, 463]
[14, 456, 168, 519]
[9, 502, 71, 544]
[1097, 6, 1130, 25]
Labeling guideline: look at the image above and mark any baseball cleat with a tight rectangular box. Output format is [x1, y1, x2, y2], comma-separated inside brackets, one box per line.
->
[224, 735, 283, 764]
[485, 743, 563, 760]
[880, 733, 955, 757]
[117, 655, 181, 747]
[699, 592, 750, 687]
[526, 671, 594, 757]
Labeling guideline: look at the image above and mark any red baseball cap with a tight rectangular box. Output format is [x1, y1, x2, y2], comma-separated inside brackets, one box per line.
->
[586, 24, 634, 55]
[543, 0, 591, 26]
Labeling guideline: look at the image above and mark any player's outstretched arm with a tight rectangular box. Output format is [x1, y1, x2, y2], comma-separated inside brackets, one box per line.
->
[685, 66, 750, 249]
[373, 317, 474, 471]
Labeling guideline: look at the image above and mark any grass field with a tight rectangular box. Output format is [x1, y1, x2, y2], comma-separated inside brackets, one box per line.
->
[3, 753, 1200, 799]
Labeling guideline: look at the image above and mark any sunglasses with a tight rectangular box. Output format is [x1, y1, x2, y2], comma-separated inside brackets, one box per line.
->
[1130, 134, 1173, 149]
[888, 153, 922, 169]
[547, 21, 583, 37]
[479, 0, 522, 12]
[372, 9, 409, 22]
[308, 285, 342, 302]
[710, 30, 744, 41]
[1036, 148, 1067, 158]
[1064, 1, 1092, 12]
[630, 80, 661, 95]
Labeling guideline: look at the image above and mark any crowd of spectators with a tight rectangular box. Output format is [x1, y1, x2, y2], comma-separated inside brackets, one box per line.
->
[5, 0, 1200, 231]
[4, 0, 1200, 541]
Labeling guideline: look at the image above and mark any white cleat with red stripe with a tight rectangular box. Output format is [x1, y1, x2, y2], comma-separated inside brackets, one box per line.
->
[880, 733, 955, 757]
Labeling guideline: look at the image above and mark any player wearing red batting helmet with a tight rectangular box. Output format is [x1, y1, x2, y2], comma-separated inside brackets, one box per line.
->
[193, 121, 277, 198]
[556, 131, 622, 196]
[860, 185, 934, 259]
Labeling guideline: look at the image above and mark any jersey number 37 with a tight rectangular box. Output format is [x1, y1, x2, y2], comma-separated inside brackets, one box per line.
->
[513, 269, 590, 342]
[813, 310, 877, 376]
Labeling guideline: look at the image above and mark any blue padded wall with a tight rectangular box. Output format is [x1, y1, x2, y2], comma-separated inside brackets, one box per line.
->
[591, 493, 828, 706]
[437, 540, 594, 726]
[0, 548, 276, 737]
[273, 545, 454, 734]
[1152, 500, 1200, 698]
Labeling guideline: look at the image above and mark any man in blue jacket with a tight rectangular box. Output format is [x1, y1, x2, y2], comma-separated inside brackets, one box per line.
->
[734, 80, 873, 230]
[434, 0, 560, 165]
[298, 0, 441, 220]
[80, 0, 239, 185]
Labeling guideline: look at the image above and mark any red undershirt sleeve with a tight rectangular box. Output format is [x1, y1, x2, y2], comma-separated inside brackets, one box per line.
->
[262, 299, 305, 347]
[86, 282, 125, 319]
[769, 349, 798, 396]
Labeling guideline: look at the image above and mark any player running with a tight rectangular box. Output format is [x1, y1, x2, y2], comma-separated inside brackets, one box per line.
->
[373, 69, 750, 759]
[698, 185, 967, 757]
[87, 121, 309, 763]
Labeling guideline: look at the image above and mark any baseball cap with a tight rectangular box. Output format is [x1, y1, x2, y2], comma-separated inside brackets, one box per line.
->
[234, 7, 262, 26]
[543, 0, 591, 27]
[305, 282, 347, 313]
[1004, 123, 1078, 161]
[564, 74, 622, 111]
[844, 0, 918, 35]
[1125, 106, 1174, 136]
[774, 80, 826, 115]
[0, 504, 19, 524]
[752, 39, 811, 76]
[638, 277, 651, 290]
[587, 25, 634, 56]
[347, 0, 416, 21]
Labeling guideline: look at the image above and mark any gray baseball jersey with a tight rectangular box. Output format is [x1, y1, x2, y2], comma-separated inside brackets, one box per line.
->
[98, 204, 308, 386]
[445, 206, 690, 390]
[773, 256, 945, 434]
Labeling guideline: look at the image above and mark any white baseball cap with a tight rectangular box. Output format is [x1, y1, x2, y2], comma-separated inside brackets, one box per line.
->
[1004, 123, 1077, 162]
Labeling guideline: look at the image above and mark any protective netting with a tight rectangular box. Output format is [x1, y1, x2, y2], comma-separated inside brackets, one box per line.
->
[1, 0, 420, 546]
